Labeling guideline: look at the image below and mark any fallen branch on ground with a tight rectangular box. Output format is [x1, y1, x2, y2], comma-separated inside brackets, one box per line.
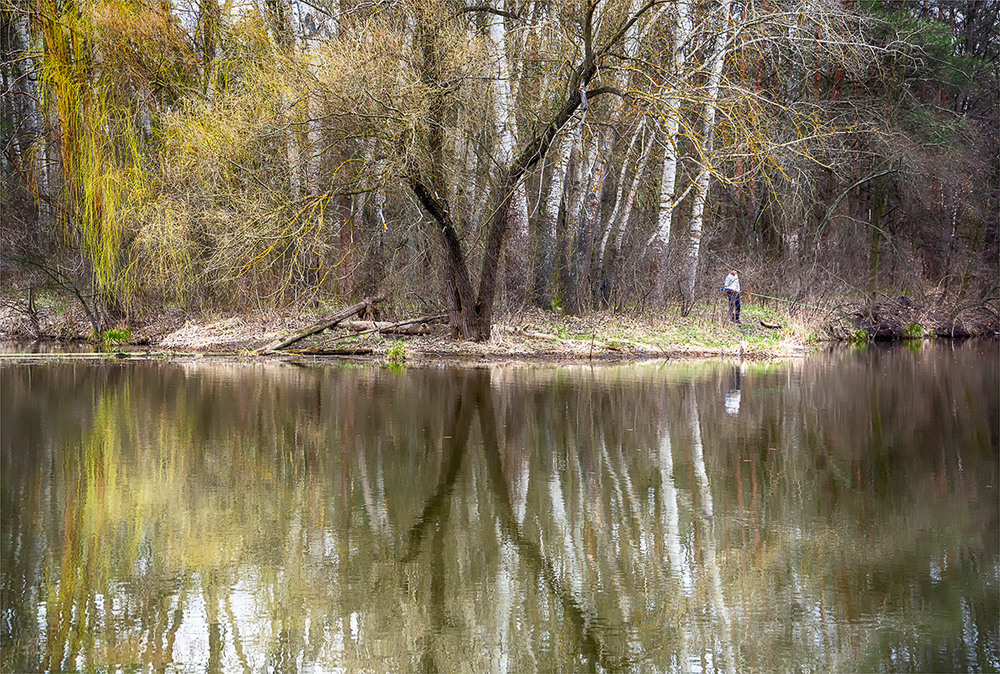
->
[279, 347, 376, 356]
[343, 313, 447, 336]
[260, 295, 386, 352]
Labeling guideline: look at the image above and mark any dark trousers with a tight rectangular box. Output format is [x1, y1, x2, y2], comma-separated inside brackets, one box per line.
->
[726, 290, 741, 322]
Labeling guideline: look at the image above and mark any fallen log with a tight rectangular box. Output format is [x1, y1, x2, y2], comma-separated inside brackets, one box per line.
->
[281, 347, 375, 356]
[343, 321, 432, 335]
[260, 294, 386, 352]
[343, 313, 447, 336]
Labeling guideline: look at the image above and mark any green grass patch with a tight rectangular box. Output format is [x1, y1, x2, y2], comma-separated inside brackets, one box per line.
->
[96, 327, 132, 347]
[386, 339, 407, 364]
[849, 327, 870, 343]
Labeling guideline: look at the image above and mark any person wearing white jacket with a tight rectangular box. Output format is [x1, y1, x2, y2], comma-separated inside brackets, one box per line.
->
[722, 270, 741, 323]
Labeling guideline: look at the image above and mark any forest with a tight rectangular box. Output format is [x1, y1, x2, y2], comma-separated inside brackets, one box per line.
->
[1, 0, 997, 341]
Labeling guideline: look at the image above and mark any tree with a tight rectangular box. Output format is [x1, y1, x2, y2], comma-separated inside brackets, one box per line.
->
[401, 0, 662, 339]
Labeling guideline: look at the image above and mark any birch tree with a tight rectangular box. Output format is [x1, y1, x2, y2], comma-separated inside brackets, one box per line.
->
[534, 122, 575, 307]
[488, 1, 531, 307]
[678, 0, 732, 313]
[648, 0, 692, 305]
[564, 0, 652, 314]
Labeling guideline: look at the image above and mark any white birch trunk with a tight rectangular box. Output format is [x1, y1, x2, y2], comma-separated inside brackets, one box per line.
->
[304, 96, 322, 196]
[284, 115, 301, 203]
[649, 0, 692, 303]
[15, 13, 54, 226]
[681, 0, 732, 311]
[612, 127, 655, 262]
[563, 124, 597, 313]
[568, 124, 615, 313]
[688, 393, 735, 673]
[534, 123, 574, 306]
[283, 1, 302, 200]
[570, 0, 652, 309]
[489, 5, 531, 306]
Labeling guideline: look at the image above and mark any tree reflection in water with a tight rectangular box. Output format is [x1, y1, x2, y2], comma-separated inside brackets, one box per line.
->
[2, 343, 997, 672]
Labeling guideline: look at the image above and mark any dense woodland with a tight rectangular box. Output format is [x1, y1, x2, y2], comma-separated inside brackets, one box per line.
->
[1, 0, 997, 340]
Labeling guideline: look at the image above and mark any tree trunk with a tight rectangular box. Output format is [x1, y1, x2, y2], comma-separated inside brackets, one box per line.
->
[563, 123, 598, 314]
[598, 117, 645, 271]
[598, 117, 652, 304]
[13, 12, 55, 227]
[489, 5, 531, 309]
[262, 294, 386, 351]
[534, 124, 575, 308]
[412, 0, 653, 340]
[868, 174, 886, 296]
[680, 0, 732, 314]
[649, 0, 691, 305]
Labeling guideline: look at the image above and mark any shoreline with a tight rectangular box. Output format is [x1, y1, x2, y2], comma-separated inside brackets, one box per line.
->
[2, 294, 994, 366]
[0, 306, 809, 364]
[0, 334, 802, 365]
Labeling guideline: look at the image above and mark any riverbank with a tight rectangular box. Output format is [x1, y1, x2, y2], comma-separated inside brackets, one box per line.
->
[0, 298, 813, 362]
[2, 291, 995, 364]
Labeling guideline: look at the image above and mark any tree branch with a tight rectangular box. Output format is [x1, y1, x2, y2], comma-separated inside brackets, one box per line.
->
[816, 165, 898, 236]
[458, 5, 522, 21]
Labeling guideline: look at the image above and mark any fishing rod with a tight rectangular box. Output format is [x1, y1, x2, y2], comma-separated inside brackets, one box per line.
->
[741, 292, 830, 312]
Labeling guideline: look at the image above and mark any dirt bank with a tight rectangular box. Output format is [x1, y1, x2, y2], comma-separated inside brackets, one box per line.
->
[5, 290, 994, 364]
[0, 301, 809, 363]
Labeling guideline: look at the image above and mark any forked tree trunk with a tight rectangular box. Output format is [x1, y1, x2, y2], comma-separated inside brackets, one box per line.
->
[598, 117, 652, 302]
[413, 0, 656, 340]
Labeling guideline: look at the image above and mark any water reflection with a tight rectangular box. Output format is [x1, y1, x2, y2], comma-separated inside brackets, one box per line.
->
[2, 342, 998, 672]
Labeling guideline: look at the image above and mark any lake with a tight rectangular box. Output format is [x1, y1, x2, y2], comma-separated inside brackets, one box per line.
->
[2, 342, 997, 672]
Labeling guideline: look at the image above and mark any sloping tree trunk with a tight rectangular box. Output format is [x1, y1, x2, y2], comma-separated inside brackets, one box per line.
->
[597, 117, 645, 271]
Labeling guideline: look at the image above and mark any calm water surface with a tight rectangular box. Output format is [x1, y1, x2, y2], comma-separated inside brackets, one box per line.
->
[2, 342, 998, 672]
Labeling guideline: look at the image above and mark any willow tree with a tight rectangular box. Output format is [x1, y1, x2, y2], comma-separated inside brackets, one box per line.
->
[27, 0, 189, 324]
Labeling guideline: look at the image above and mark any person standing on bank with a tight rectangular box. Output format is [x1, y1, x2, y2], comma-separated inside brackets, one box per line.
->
[723, 270, 741, 323]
